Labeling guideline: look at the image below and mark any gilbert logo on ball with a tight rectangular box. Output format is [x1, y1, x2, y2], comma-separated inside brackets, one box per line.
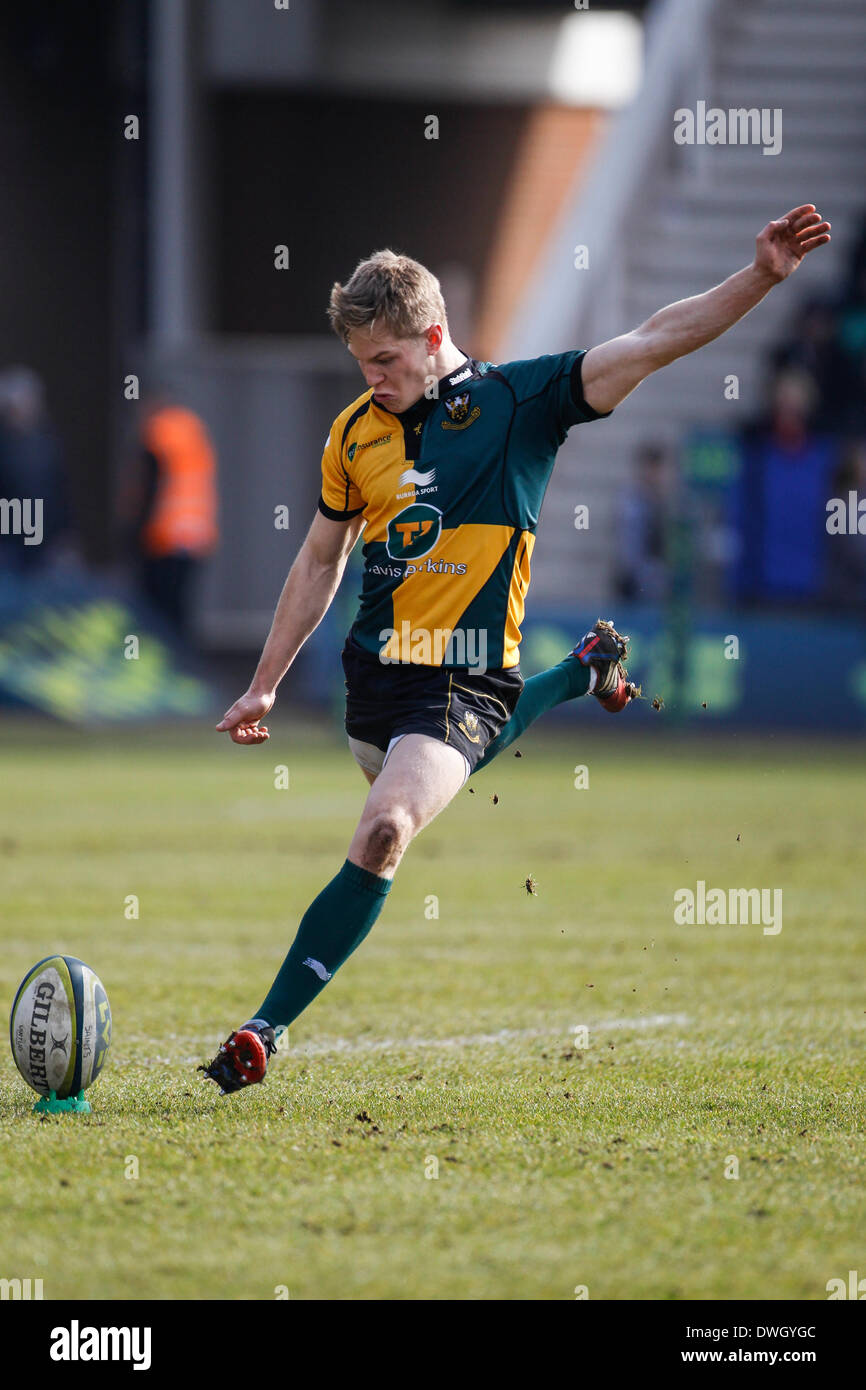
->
[9, 955, 111, 1114]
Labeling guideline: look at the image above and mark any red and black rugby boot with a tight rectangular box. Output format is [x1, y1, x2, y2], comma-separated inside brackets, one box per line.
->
[572, 618, 640, 713]
[199, 1020, 277, 1095]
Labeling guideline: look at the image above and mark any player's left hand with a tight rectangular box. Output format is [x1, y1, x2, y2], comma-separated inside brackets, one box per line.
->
[216, 689, 274, 744]
[754, 204, 831, 282]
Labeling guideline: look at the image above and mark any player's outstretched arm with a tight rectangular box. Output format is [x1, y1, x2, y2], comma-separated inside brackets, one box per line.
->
[580, 204, 831, 416]
[217, 509, 365, 745]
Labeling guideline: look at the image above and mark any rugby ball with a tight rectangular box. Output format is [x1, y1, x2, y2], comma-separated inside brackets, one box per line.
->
[9, 955, 111, 1099]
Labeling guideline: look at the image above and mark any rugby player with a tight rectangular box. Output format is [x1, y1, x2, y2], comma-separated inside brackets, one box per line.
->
[201, 205, 829, 1093]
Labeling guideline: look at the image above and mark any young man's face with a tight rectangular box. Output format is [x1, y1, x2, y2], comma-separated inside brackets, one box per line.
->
[346, 325, 441, 414]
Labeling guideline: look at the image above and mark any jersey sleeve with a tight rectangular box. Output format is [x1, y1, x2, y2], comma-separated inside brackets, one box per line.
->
[499, 349, 612, 443]
[318, 426, 365, 520]
[495, 350, 612, 531]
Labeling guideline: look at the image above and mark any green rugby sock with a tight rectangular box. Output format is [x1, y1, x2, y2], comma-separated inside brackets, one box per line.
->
[473, 655, 590, 773]
[256, 859, 391, 1029]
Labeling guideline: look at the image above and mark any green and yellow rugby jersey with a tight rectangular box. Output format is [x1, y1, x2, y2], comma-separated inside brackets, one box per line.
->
[318, 350, 610, 668]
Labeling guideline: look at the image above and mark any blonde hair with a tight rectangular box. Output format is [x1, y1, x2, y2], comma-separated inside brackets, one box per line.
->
[328, 249, 447, 343]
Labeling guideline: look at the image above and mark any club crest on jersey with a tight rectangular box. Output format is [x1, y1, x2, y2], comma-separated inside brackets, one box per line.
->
[386, 502, 443, 560]
[442, 392, 481, 430]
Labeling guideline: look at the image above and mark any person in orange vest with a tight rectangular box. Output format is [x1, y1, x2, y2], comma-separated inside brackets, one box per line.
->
[126, 390, 219, 638]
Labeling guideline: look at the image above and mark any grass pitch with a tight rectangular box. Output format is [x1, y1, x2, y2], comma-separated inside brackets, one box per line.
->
[0, 716, 863, 1301]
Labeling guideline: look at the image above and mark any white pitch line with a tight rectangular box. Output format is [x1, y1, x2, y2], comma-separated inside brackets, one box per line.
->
[132, 1012, 690, 1067]
[288, 1012, 690, 1059]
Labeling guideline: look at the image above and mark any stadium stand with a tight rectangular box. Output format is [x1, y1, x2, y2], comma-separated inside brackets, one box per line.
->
[503, 0, 866, 605]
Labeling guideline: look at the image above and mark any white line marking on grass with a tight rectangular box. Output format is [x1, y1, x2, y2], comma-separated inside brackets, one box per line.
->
[290, 1012, 690, 1059]
[601, 1012, 689, 1032]
[134, 1013, 690, 1068]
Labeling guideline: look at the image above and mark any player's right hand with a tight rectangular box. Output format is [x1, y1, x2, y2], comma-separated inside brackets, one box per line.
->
[216, 689, 275, 744]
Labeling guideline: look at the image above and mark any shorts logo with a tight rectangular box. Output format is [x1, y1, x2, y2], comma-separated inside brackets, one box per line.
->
[457, 709, 482, 744]
[386, 503, 443, 560]
[442, 393, 481, 431]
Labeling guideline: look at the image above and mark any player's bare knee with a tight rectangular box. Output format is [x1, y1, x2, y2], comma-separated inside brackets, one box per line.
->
[361, 809, 414, 872]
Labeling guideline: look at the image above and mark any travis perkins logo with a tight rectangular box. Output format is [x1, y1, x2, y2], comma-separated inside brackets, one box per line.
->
[441, 393, 481, 431]
[27, 981, 56, 1087]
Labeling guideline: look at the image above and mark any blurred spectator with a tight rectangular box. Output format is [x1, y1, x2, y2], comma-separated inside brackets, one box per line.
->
[842, 214, 866, 310]
[735, 369, 837, 604]
[614, 443, 675, 603]
[823, 438, 866, 611]
[119, 389, 219, 639]
[0, 365, 74, 572]
[726, 208, 866, 609]
[772, 300, 855, 432]
[836, 246, 866, 435]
